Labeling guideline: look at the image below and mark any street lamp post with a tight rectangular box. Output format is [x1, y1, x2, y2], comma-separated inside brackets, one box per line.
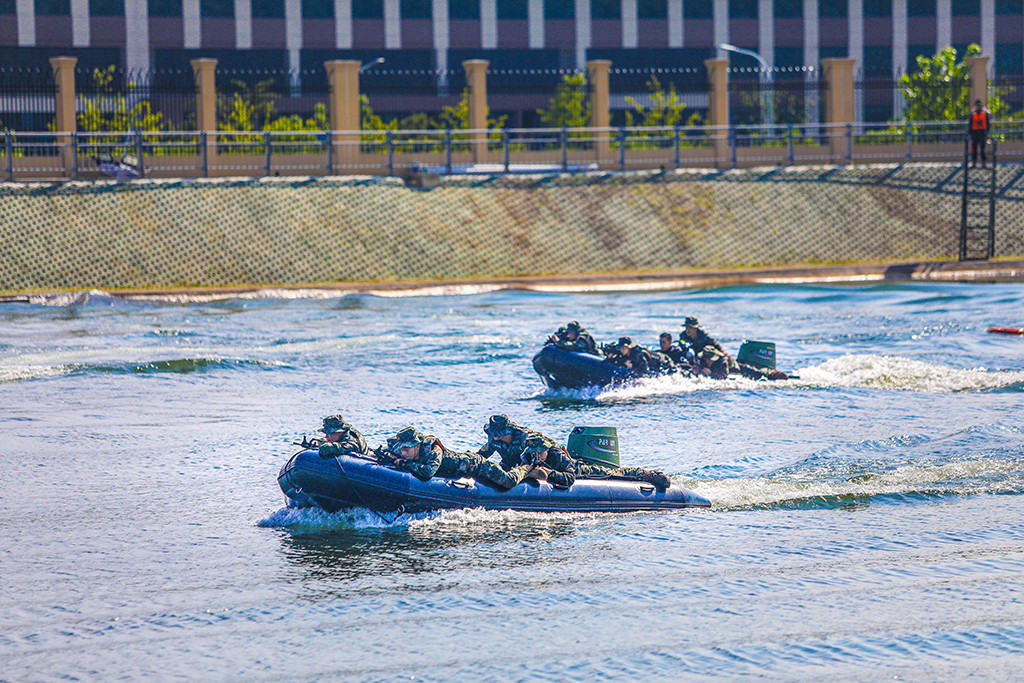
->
[359, 57, 385, 73]
[719, 43, 773, 126]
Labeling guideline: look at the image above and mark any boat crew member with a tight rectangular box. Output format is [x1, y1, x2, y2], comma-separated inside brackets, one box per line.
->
[615, 337, 654, 375]
[659, 332, 693, 367]
[478, 414, 672, 490]
[547, 321, 600, 355]
[968, 99, 991, 168]
[317, 414, 369, 458]
[693, 346, 731, 379]
[385, 426, 515, 488]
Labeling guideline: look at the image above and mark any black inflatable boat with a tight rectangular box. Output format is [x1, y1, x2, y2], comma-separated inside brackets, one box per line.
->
[278, 449, 711, 514]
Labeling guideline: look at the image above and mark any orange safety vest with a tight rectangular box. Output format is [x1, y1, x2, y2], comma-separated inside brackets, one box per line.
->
[971, 110, 989, 131]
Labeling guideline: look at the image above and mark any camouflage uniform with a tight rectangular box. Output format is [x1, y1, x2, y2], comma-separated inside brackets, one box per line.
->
[696, 345, 730, 379]
[615, 337, 654, 376]
[387, 426, 509, 485]
[317, 414, 370, 458]
[547, 321, 599, 355]
[680, 317, 736, 372]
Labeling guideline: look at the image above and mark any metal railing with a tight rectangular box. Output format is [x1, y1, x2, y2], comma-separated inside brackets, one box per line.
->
[2, 121, 1020, 182]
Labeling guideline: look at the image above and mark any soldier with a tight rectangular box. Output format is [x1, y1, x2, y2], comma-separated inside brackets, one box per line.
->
[546, 320, 599, 355]
[316, 414, 370, 458]
[615, 336, 653, 376]
[478, 414, 672, 490]
[385, 426, 516, 488]
[694, 345, 730, 379]
[659, 332, 694, 367]
[679, 317, 730, 359]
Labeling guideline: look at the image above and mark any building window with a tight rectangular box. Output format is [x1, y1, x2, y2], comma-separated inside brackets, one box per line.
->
[401, 0, 431, 19]
[818, 0, 847, 16]
[149, 0, 182, 16]
[774, 0, 802, 17]
[201, 0, 234, 17]
[862, 45, 892, 74]
[35, 0, 70, 13]
[352, 0, 383, 18]
[449, 0, 479, 18]
[951, 0, 979, 13]
[996, 0, 1022, 14]
[774, 46, 803, 68]
[544, 0, 574, 19]
[863, 0, 891, 17]
[498, 0, 527, 18]
[683, 0, 711, 18]
[996, 42, 1023, 73]
[638, 0, 666, 18]
[252, 0, 283, 17]
[301, 0, 333, 18]
[907, 0, 935, 16]
[89, 0, 124, 15]
[592, 0, 620, 19]
[729, 0, 758, 19]
[0, 0, 14, 12]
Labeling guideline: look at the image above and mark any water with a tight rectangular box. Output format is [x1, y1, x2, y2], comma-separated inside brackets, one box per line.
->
[2, 282, 1024, 682]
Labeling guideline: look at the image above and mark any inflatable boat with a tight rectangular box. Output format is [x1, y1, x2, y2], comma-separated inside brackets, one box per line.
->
[278, 444, 711, 515]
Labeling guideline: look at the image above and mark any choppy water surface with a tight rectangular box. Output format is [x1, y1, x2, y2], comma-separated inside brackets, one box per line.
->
[2, 282, 1024, 682]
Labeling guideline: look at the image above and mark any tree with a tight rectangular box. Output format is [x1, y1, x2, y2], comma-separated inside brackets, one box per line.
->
[624, 76, 700, 128]
[899, 44, 1008, 122]
[77, 65, 167, 133]
[537, 73, 591, 128]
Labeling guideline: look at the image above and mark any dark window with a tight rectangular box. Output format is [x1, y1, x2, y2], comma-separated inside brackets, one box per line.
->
[352, 0, 383, 18]
[149, 0, 182, 17]
[774, 0, 802, 17]
[907, 44, 934, 67]
[201, 0, 233, 17]
[592, 0, 620, 19]
[774, 46, 804, 68]
[907, 0, 935, 16]
[863, 0, 891, 16]
[819, 0, 847, 16]
[89, 0, 124, 15]
[498, 0, 527, 18]
[729, 0, 758, 19]
[301, 0, 332, 18]
[862, 45, 892, 74]
[544, 0, 574, 19]
[683, 0, 711, 18]
[951, 0, 979, 12]
[0, 0, 13, 12]
[35, 0, 70, 13]
[996, 0, 1022, 14]
[252, 0, 283, 17]
[638, 0, 666, 18]
[820, 45, 848, 60]
[996, 42, 1023, 73]
[401, 0, 431, 19]
[449, 0, 479, 18]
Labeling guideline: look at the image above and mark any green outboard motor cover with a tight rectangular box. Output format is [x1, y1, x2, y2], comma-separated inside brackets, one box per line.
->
[737, 340, 776, 370]
[566, 426, 620, 468]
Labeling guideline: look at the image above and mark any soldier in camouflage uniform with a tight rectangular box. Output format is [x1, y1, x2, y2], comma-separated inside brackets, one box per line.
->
[385, 426, 517, 488]
[659, 332, 695, 371]
[547, 320, 600, 355]
[317, 414, 370, 458]
[694, 345, 730, 379]
[615, 337, 656, 376]
[478, 414, 672, 490]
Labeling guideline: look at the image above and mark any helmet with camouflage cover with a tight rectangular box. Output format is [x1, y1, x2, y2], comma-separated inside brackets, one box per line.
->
[321, 414, 352, 434]
[566, 321, 582, 333]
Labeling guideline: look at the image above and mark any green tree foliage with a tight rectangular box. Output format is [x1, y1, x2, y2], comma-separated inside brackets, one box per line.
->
[537, 73, 591, 128]
[623, 76, 698, 128]
[899, 44, 1008, 122]
[77, 65, 168, 133]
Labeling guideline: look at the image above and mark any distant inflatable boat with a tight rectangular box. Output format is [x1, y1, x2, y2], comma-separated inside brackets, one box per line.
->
[278, 449, 711, 515]
[988, 327, 1024, 335]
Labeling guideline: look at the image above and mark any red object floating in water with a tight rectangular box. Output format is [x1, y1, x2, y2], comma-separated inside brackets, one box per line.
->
[988, 327, 1024, 335]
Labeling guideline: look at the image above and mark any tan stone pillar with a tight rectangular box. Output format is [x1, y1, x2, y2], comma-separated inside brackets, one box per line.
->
[463, 59, 489, 163]
[822, 57, 856, 163]
[704, 58, 730, 169]
[325, 60, 362, 172]
[191, 58, 218, 165]
[587, 59, 611, 164]
[50, 56, 77, 177]
[965, 55, 990, 109]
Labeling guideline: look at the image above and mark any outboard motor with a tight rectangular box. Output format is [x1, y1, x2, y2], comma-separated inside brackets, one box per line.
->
[737, 340, 776, 370]
[566, 426, 620, 468]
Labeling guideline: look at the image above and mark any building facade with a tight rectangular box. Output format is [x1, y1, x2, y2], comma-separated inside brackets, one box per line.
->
[1, 0, 1021, 77]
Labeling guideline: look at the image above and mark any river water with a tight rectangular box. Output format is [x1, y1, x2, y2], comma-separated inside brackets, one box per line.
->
[2, 281, 1024, 682]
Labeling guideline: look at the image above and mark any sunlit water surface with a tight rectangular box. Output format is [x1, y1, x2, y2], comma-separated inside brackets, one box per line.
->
[2, 282, 1024, 682]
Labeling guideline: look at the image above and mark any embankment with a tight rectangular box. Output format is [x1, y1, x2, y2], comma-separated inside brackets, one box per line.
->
[2, 164, 1023, 294]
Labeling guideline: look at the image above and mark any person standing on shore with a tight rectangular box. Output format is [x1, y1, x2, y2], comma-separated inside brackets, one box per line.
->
[967, 99, 991, 169]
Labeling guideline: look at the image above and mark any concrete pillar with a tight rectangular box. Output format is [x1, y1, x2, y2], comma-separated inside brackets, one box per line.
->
[325, 60, 361, 131]
[464, 59, 489, 163]
[587, 59, 611, 164]
[822, 57, 855, 163]
[50, 56, 77, 176]
[965, 54, 990, 109]
[191, 58, 218, 165]
[704, 58, 730, 168]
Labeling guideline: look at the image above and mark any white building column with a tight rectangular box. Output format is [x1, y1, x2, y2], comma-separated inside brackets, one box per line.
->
[126, 0, 151, 72]
[849, 0, 863, 123]
[528, 0, 544, 49]
[759, 0, 774, 66]
[668, 0, 683, 48]
[575, 0, 590, 69]
[183, 0, 201, 49]
[981, 0, 995, 60]
[804, 0, 819, 121]
[714, 0, 728, 57]
[622, 0, 637, 49]
[236, 0, 253, 49]
[336, 0, 352, 48]
[16, 0, 35, 46]
[481, 0, 497, 49]
[286, 0, 302, 73]
[71, 0, 90, 47]
[384, 0, 401, 49]
[893, 0, 906, 118]
[434, 0, 449, 76]
[936, 0, 951, 53]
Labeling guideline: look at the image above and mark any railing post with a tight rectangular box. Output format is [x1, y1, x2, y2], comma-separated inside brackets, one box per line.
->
[730, 126, 737, 169]
[674, 126, 681, 168]
[201, 131, 209, 177]
[326, 130, 333, 174]
[788, 124, 794, 165]
[502, 129, 509, 173]
[5, 131, 12, 181]
[905, 124, 912, 163]
[135, 130, 145, 178]
[264, 131, 272, 176]
[445, 129, 452, 175]
[846, 123, 853, 163]
[618, 127, 626, 171]
[71, 132, 79, 180]
[386, 130, 393, 176]
[561, 127, 568, 171]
